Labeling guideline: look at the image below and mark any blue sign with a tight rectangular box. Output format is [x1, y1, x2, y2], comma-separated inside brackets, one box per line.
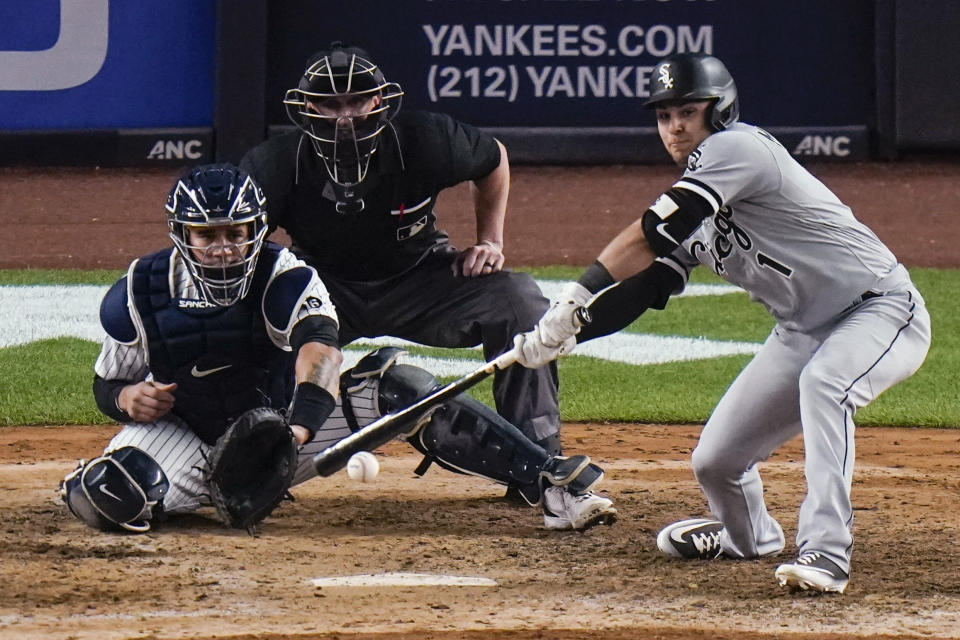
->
[265, 0, 874, 129]
[0, 0, 215, 130]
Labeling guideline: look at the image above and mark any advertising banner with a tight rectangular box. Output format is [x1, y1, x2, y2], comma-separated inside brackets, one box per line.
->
[266, 0, 874, 131]
[0, 0, 215, 130]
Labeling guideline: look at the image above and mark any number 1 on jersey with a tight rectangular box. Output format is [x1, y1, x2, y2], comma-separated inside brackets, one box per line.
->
[756, 252, 793, 277]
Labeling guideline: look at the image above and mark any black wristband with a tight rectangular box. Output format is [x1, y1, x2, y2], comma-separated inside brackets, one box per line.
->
[288, 382, 336, 442]
[92, 375, 134, 423]
[577, 260, 616, 294]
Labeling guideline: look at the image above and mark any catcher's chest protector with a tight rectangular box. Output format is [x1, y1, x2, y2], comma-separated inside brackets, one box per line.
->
[130, 247, 293, 444]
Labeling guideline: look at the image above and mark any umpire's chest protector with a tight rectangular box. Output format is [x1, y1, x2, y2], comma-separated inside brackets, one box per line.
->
[130, 247, 293, 444]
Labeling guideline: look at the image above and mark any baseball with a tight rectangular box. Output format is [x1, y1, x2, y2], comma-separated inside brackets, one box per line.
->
[346, 451, 379, 482]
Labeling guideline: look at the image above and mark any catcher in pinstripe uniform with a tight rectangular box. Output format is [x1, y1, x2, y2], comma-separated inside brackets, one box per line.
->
[60, 164, 616, 533]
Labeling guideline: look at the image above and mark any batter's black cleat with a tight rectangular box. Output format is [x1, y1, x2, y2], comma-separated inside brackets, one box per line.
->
[775, 551, 849, 594]
[656, 518, 725, 559]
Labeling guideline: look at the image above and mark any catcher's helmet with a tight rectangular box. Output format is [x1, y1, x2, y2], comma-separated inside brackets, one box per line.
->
[283, 42, 403, 212]
[165, 164, 268, 306]
[644, 53, 739, 131]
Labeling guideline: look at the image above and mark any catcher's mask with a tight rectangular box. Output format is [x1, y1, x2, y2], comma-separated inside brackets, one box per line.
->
[644, 53, 739, 132]
[166, 164, 268, 307]
[283, 42, 403, 213]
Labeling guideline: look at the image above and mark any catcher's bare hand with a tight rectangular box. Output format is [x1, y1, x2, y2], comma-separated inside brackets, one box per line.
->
[118, 381, 177, 422]
[453, 241, 505, 278]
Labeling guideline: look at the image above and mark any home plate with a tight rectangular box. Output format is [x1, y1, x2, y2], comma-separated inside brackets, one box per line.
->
[310, 572, 498, 588]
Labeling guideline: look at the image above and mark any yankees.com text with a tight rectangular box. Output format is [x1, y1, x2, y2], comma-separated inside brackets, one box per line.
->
[422, 24, 712, 57]
[423, 23, 712, 101]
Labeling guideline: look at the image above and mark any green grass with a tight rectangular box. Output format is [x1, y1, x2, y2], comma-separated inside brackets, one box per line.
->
[1, 267, 957, 427]
[0, 268, 123, 285]
[0, 338, 105, 425]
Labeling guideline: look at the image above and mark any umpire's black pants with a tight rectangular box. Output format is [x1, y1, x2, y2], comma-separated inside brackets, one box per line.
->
[316, 246, 562, 453]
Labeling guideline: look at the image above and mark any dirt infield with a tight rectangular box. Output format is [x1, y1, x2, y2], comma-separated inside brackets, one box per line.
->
[3, 424, 959, 640]
[2, 160, 960, 639]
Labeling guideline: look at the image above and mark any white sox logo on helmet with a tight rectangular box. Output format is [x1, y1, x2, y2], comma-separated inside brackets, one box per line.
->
[658, 64, 674, 89]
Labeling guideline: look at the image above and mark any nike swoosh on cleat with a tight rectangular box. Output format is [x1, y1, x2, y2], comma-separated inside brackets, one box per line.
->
[670, 520, 715, 544]
[98, 484, 123, 501]
[190, 364, 232, 378]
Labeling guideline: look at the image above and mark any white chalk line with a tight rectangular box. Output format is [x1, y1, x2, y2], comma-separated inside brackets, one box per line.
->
[0, 281, 758, 374]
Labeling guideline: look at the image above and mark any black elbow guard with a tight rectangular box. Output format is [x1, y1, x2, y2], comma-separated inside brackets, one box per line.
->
[642, 209, 681, 255]
[641, 187, 716, 256]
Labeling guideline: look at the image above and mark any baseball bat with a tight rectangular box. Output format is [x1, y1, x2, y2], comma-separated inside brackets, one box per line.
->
[312, 349, 518, 477]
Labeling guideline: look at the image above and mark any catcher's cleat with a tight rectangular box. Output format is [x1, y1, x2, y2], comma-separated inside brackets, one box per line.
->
[542, 486, 617, 530]
[656, 518, 725, 559]
[775, 551, 849, 594]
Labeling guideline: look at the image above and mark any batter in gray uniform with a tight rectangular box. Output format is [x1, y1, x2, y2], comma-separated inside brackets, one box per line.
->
[511, 53, 931, 593]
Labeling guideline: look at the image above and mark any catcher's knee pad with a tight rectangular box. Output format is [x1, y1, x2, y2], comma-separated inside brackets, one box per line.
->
[338, 347, 438, 431]
[59, 446, 169, 533]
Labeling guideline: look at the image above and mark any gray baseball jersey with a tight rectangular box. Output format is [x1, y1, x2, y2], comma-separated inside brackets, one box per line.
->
[659, 123, 931, 573]
[670, 122, 908, 332]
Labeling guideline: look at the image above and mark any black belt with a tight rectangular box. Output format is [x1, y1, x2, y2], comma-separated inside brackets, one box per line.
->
[845, 290, 883, 312]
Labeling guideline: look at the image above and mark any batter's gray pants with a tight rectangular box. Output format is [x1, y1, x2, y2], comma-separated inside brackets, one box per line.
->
[690, 286, 930, 574]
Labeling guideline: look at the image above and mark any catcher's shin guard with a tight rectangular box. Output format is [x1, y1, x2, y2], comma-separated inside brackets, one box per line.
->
[339, 347, 436, 433]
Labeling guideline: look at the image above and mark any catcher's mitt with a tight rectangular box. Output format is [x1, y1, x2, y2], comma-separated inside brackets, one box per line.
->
[206, 407, 298, 532]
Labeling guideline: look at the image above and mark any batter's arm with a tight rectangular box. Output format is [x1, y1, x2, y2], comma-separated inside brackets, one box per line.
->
[456, 139, 509, 277]
[593, 183, 714, 284]
[594, 217, 659, 283]
[576, 259, 687, 342]
[509, 199, 682, 368]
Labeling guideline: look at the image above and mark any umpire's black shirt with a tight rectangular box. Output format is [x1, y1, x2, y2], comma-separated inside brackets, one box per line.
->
[240, 111, 501, 282]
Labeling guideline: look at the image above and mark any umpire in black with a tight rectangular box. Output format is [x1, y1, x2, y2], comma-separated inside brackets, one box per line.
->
[240, 42, 562, 456]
